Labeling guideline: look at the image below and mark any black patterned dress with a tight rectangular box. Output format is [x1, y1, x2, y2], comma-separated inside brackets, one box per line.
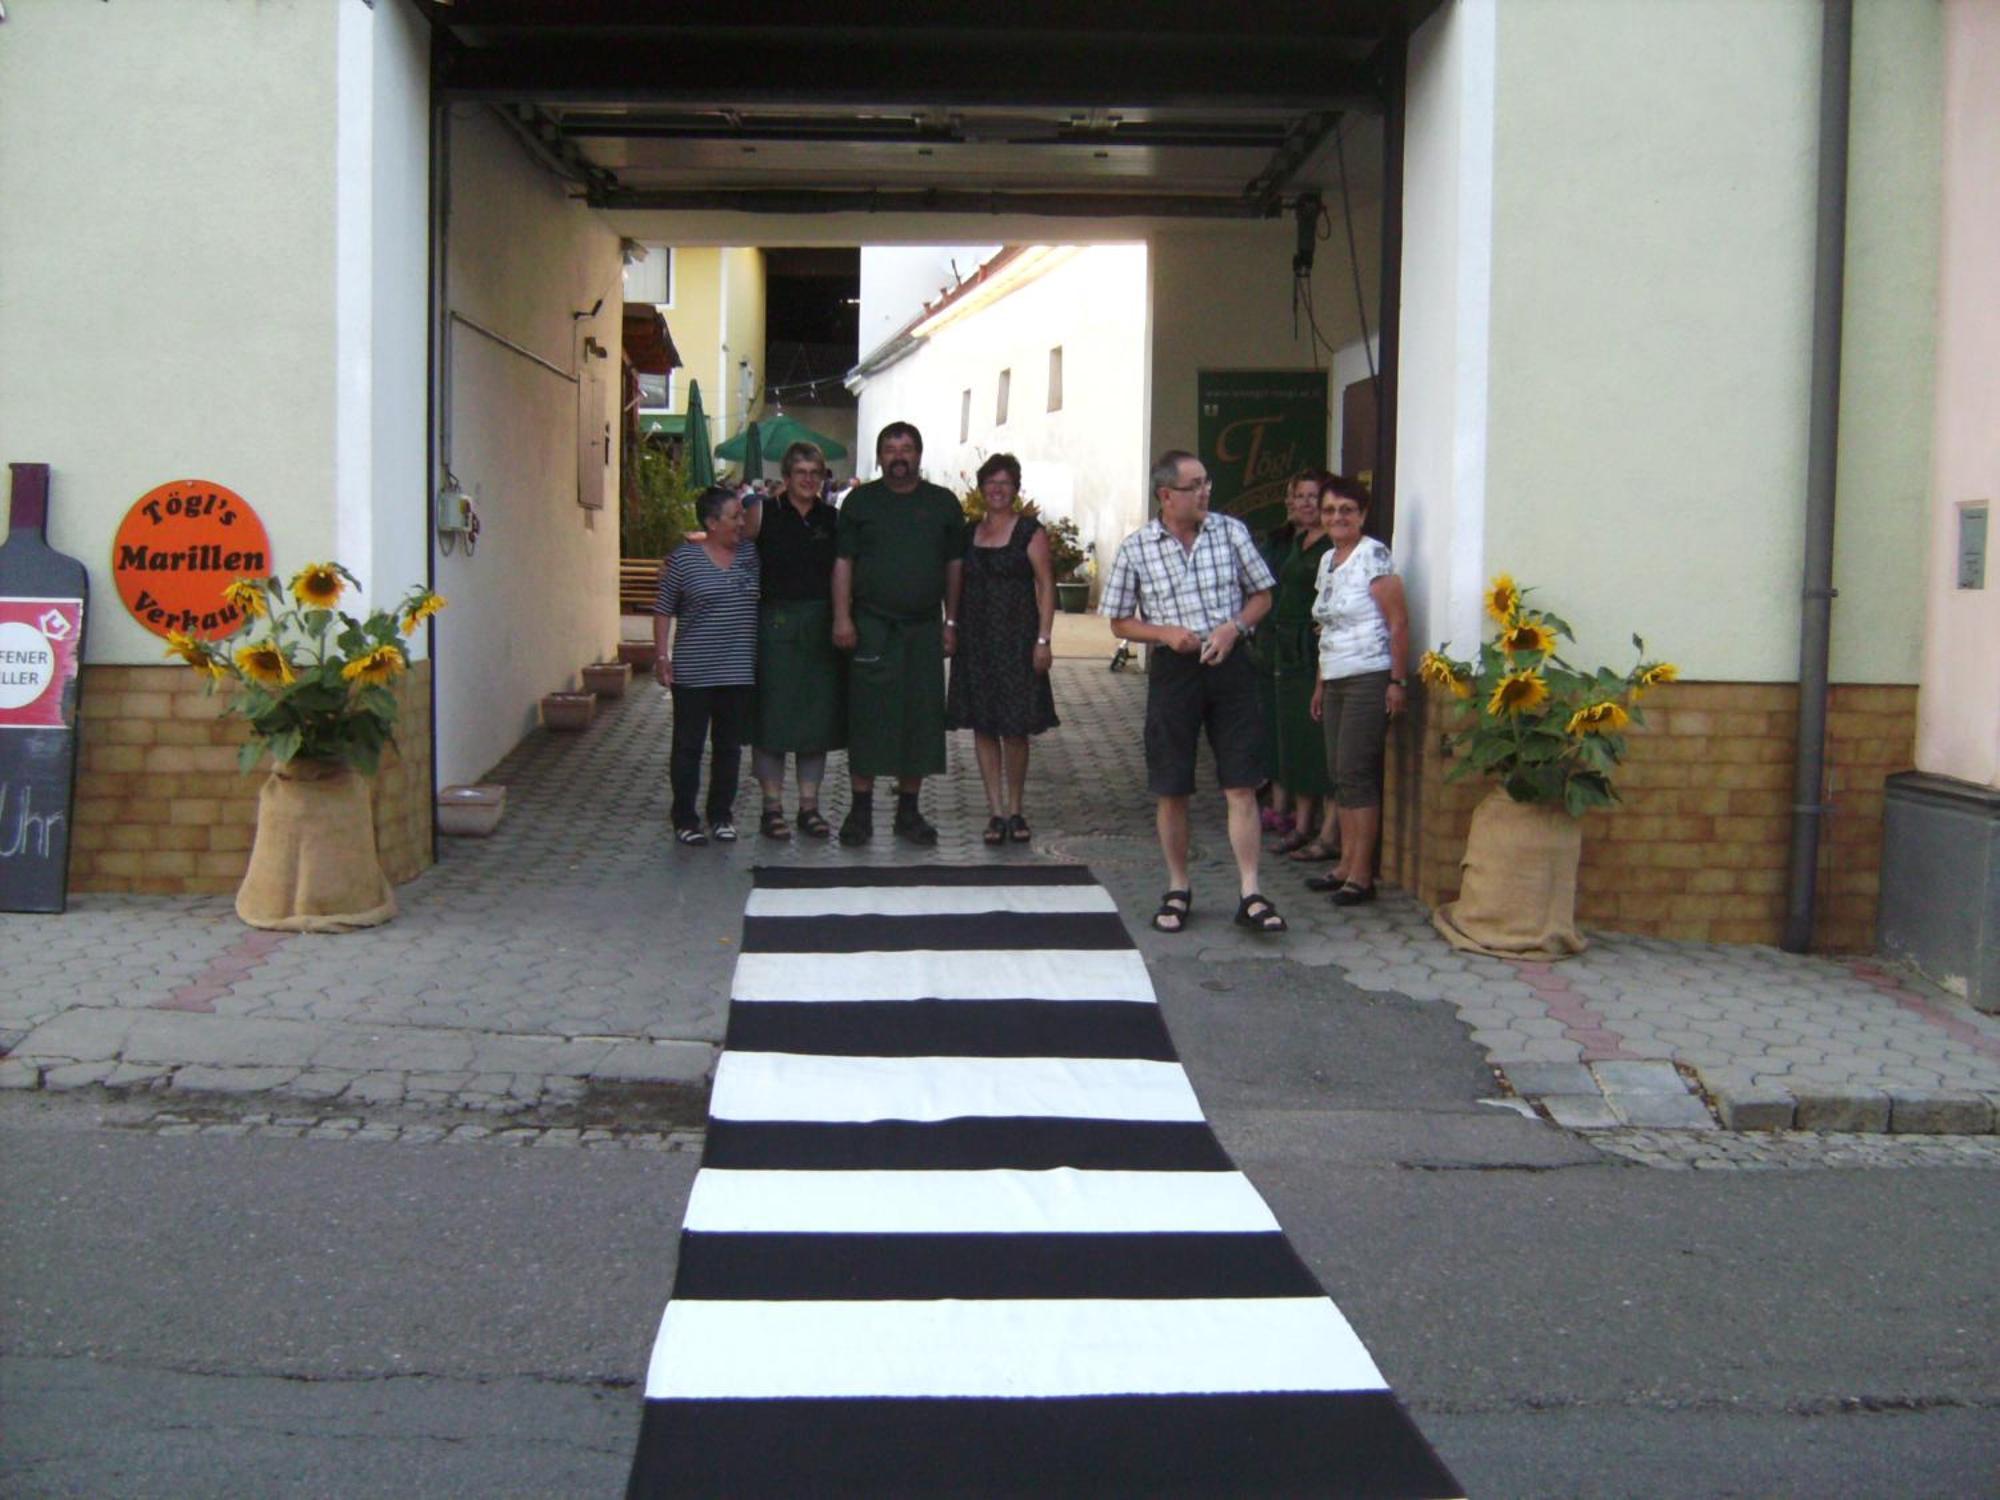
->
[946, 514, 1060, 737]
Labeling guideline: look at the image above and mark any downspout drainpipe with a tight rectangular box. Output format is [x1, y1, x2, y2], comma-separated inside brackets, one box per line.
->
[1782, 0, 1853, 953]
[424, 94, 450, 866]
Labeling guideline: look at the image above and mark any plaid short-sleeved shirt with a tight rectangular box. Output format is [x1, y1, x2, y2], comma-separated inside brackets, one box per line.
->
[1099, 512, 1276, 636]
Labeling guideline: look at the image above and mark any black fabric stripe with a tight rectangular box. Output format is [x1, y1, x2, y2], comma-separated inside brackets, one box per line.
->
[741, 910, 1133, 953]
[724, 1000, 1178, 1059]
[753, 864, 1097, 889]
[703, 1119, 1234, 1173]
[627, 1391, 1464, 1500]
[672, 1231, 1321, 1301]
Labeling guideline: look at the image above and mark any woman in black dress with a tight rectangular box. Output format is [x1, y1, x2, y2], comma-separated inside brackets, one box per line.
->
[946, 453, 1059, 844]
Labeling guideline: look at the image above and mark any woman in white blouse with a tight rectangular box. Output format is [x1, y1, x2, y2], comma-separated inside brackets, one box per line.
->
[1306, 476, 1409, 904]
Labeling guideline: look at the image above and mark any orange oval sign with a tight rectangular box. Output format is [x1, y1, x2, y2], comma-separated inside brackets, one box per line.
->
[113, 480, 274, 640]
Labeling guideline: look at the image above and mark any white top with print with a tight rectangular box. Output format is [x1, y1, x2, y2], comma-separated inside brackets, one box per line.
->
[1311, 536, 1395, 679]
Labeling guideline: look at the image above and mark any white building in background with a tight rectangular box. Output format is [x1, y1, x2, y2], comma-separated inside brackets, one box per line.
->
[849, 245, 1149, 591]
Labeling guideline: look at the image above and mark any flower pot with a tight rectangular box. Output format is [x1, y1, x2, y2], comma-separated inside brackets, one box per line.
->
[617, 640, 657, 671]
[1056, 580, 1089, 614]
[437, 783, 506, 837]
[581, 661, 630, 698]
[1433, 787, 1587, 959]
[541, 691, 597, 730]
[236, 759, 396, 932]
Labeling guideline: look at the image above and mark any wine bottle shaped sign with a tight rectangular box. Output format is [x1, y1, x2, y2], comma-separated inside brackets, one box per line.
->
[0, 464, 89, 913]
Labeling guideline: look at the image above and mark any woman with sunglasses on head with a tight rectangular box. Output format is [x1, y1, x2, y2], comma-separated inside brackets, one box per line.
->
[1306, 475, 1409, 905]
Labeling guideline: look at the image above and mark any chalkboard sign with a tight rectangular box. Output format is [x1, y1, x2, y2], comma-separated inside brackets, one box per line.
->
[1, 464, 89, 914]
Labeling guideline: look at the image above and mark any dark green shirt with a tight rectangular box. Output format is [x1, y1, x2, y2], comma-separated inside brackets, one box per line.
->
[836, 479, 964, 619]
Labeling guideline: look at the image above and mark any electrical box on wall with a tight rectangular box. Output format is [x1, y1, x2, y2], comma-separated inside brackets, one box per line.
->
[1958, 502, 1987, 590]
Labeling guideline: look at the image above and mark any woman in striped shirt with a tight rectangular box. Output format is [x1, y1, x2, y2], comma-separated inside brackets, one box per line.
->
[654, 486, 761, 845]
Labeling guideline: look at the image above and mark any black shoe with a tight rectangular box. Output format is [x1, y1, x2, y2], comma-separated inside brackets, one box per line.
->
[838, 805, 873, 846]
[893, 806, 939, 846]
[1304, 870, 1348, 893]
[1330, 882, 1377, 906]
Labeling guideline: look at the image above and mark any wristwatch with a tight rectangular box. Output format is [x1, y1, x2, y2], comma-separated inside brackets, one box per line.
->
[1388, 677, 1408, 687]
[1035, 635, 1051, 646]
[945, 618, 957, 627]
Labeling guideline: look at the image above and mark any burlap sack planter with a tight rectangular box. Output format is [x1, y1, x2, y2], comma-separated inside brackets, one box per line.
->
[1433, 787, 1588, 960]
[235, 759, 396, 932]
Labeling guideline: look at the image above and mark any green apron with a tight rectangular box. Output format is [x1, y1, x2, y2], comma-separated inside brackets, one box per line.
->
[846, 608, 947, 778]
[754, 598, 845, 753]
[1273, 535, 1333, 797]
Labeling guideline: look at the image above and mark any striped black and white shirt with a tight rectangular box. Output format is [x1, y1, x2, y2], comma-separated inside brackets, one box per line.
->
[656, 542, 760, 687]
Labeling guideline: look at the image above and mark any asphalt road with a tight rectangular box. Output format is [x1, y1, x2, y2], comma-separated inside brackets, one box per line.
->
[3, 957, 1995, 1498]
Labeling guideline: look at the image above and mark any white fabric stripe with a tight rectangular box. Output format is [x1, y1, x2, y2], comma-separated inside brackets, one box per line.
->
[710, 1052, 1205, 1123]
[684, 1168, 1279, 1235]
[645, 1297, 1388, 1399]
[746, 886, 1119, 918]
[731, 949, 1156, 1003]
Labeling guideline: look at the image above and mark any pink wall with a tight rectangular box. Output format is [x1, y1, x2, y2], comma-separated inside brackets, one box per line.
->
[1917, 0, 2000, 788]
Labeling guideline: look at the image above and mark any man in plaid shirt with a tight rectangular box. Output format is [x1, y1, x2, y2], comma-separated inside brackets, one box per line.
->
[1101, 450, 1287, 935]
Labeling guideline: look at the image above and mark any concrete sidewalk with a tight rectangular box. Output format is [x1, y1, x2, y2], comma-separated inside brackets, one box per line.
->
[5, 658, 1998, 1158]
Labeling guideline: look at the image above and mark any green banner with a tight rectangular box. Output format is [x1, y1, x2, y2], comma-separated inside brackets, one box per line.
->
[1196, 370, 1328, 539]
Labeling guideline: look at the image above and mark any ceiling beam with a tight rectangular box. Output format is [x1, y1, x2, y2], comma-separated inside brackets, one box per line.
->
[590, 186, 1294, 219]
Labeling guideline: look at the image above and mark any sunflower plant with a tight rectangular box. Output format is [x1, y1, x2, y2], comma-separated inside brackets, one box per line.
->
[1419, 574, 1676, 816]
[164, 563, 445, 776]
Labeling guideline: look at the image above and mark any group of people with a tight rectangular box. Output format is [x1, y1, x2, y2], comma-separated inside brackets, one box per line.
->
[1099, 453, 1406, 937]
[652, 427, 1407, 943]
[651, 423, 1058, 849]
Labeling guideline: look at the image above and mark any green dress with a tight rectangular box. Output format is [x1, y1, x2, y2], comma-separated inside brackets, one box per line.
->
[1273, 533, 1333, 797]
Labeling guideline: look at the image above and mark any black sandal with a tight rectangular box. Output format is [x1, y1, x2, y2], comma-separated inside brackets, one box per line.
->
[796, 807, 832, 839]
[984, 815, 1008, 846]
[1304, 870, 1350, 892]
[1007, 813, 1031, 843]
[1234, 894, 1288, 933]
[1331, 882, 1376, 907]
[675, 825, 708, 847]
[760, 805, 792, 841]
[1151, 889, 1192, 933]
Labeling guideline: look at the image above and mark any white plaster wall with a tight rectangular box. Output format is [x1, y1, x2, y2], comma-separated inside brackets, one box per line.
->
[0, 0, 338, 662]
[1917, 0, 2000, 787]
[1391, 0, 1494, 660]
[855, 246, 1149, 580]
[1481, 0, 1935, 683]
[437, 107, 624, 787]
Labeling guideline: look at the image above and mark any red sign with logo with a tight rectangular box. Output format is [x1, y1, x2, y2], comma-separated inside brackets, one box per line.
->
[0, 597, 83, 730]
[112, 479, 273, 640]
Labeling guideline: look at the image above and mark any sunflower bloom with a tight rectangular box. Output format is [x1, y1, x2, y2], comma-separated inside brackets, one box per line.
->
[223, 577, 267, 619]
[400, 592, 446, 635]
[1447, 673, 1474, 700]
[341, 643, 407, 686]
[164, 630, 205, 666]
[1566, 701, 1632, 736]
[290, 563, 344, 609]
[1633, 661, 1679, 697]
[235, 642, 296, 689]
[1499, 617, 1557, 657]
[1484, 573, 1521, 625]
[1488, 669, 1549, 718]
[1417, 650, 1457, 687]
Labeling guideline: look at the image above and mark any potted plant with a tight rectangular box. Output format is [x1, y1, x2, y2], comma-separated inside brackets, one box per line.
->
[1418, 573, 1675, 958]
[1045, 516, 1092, 613]
[166, 564, 444, 932]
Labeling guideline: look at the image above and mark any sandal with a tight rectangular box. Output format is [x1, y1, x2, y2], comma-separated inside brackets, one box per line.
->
[796, 807, 832, 839]
[1233, 894, 1288, 933]
[1272, 826, 1315, 855]
[984, 816, 1008, 846]
[712, 821, 738, 843]
[675, 826, 708, 847]
[1331, 882, 1376, 907]
[1151, 889, 1192, 934]
[1304, 869, 1351, 893]
[1286, 839, 1339, 863]
[760, 806, 792, 841]
[1007, 813, 1031, 843]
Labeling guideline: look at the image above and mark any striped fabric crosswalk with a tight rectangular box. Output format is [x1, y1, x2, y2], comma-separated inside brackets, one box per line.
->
[627, 865, 1465, 1499]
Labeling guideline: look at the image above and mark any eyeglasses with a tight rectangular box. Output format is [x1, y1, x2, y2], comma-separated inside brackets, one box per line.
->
[1166, 477, 1213, 493]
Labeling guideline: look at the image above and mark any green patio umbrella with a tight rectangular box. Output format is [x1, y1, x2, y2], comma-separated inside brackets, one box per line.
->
[738, 420, 764, 482]
[714, 411, 848, 465]
[683, 380, 716, 489]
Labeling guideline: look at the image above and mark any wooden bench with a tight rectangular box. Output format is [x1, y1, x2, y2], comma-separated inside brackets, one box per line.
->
[620, 557, 663, 614]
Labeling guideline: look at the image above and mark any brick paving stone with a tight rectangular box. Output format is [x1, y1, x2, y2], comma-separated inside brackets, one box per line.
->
[1542, 1095, 1620, 1131]
[1793, 1087, 1892, 1133]
[1496, 1062, 1597, 1097]
[1884, 1089, 1994, 1135]
[1590, 1060, 1685, 1093]
[1608, 1090, 1718, 1130]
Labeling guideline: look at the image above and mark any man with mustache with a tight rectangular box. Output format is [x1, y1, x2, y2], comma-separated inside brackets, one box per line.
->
[830, 421, 966, 845]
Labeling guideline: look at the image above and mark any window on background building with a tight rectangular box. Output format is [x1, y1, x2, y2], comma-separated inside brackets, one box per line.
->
[637, 370, 675, 410]
[960, 388, 972, 443]
[996, 368, 1011, 426]
[622, 245, 676, 307]
[1047, 346, 1063, 412]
